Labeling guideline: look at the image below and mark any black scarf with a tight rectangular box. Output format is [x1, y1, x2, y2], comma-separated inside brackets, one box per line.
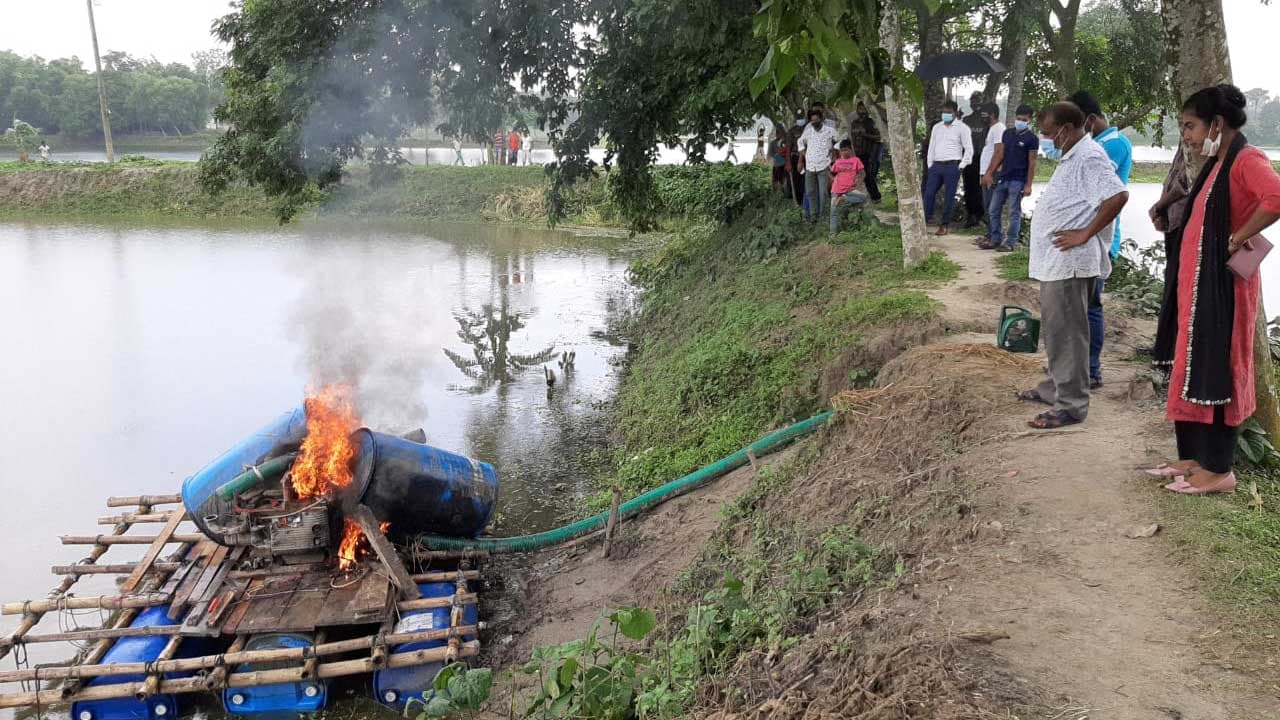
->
[1153, 132, 1247, 405]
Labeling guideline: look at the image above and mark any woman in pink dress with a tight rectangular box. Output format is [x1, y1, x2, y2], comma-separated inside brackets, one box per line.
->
[1150, 84, 1280, 494]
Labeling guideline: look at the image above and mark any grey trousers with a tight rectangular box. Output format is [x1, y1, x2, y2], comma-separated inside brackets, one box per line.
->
[1035, 276, 1094, 420]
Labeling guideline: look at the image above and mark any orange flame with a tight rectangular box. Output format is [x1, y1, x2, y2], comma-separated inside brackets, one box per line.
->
[292, 385, 360, 500]
[337, 517, 391, 571]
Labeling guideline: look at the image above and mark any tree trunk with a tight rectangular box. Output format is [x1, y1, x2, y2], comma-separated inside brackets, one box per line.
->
[1160, 0, 1280, 445]
[1038, 0, 1082, 94]
[881, 3, 929, 269]
[917, 6, 945, 162]
[1162, 0, 1231, 182]
[1004, 37, 1027, 120]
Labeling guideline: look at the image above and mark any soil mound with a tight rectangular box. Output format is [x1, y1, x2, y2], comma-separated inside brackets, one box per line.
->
[687, 344, 1049, 718]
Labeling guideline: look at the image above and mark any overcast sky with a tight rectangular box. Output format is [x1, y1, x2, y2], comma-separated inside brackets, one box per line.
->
[1, 0, 1277, 97]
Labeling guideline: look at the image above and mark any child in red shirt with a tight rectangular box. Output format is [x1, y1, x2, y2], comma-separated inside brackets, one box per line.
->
[829, 140, 867, 233]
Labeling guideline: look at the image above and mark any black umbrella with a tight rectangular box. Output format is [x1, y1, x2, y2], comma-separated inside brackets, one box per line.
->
[915, 50, 1008, 81]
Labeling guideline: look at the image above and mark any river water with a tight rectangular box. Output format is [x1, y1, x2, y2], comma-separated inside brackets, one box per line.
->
[0, 219, 636, 702]
[1029, 182, 1280, 315]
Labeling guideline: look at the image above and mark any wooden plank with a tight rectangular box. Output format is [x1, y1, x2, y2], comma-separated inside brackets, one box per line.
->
[312, 574, 361, 628]
[184, 545, 232, 604]
[350, 505, 421, 600]
[274, 573, 333, 633]
[168, 542, 218, 620]
[236, 574, 303, 633]
[346, 572, 393, 623]
[121, 510, 187, 592]
[220, 580, 264, 635]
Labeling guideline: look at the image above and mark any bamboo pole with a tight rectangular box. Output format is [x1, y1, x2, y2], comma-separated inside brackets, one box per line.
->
[106, 495, 181, 508]
[0, 625, 479, 685]
[204, 635, 246, 690]
[60, 534, 205, 546]
[409, 570, 479, 582]
[0, 501, 154, 664]
[416, 549, 490, 561]
[50, 562, 181, 576]
[2, 623, 182, 648]
[601, 486, 622, 559]
[137, 635, 183, 699]
[0, 640, 481, 708]
[300, 630, 325, 679]
[2, 593, 170, 616]
[396, 593, 477, 612]
[97, 512, 174, 525]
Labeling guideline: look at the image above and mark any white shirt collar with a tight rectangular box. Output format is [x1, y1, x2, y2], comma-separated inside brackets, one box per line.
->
[1060, 131, 1091, 162]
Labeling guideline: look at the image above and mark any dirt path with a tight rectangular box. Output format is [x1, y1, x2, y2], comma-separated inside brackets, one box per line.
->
[921, 233, 1277, 719]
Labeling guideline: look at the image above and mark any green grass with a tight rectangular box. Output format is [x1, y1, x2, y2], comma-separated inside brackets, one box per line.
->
[1156, 466, 1280, 650]
[606, 203, 956, 501]
[995, 244, 1031, 280]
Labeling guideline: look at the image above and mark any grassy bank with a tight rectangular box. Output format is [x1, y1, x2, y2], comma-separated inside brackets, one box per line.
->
[0, 159, 770, 229]
[604, 199, 956, 502]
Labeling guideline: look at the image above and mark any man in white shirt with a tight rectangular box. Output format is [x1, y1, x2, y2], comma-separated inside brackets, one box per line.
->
[1020, 102, 1128, 430]
[798, 107, 840, 223]
[923, 99, 973, 235]
[977, 102, 1006, 232]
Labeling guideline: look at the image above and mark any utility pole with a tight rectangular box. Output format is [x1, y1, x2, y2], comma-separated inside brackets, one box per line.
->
[86, 0, 115, 163]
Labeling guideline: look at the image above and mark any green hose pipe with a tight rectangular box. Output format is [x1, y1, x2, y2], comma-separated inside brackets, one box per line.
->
[420, 411, 834, 553]
[215, 452, 297, 501]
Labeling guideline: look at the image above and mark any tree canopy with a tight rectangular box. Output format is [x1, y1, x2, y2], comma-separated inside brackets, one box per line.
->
[199, 0, 819, 222]
[0, 51, 224, 138]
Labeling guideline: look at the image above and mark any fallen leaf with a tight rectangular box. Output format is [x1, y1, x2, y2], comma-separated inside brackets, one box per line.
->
[957, 630, 1011, 644]
[1124, 523, 1161, 539]
[1248, 481, 1264, 511]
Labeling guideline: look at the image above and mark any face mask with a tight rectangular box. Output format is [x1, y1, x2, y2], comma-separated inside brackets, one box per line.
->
[941, 112, 955, 123]
[795, 119, 805, 128]
[1201, 124, 1222, 157]
[1014, 120, 1029, 132]
[1040, 137, 1062, 161]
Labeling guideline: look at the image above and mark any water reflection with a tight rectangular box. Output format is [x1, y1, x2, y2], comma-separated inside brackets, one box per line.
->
[445, 299, 557, 394]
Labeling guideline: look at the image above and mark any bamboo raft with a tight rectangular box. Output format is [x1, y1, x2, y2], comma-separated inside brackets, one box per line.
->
[0, 493, 490, 712]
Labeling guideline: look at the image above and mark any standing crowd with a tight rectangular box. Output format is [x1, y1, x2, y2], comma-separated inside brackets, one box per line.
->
[769, 100, 885, 233]
[979, 82, 1280, 499]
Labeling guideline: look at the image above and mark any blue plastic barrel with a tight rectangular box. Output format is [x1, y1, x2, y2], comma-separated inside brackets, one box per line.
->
[181, 408, 307, 544]
[221, 633, 327, 716]
[373, 582, 478, 710]
[71, 607, 220, 720]
[344, 431, 499, 540]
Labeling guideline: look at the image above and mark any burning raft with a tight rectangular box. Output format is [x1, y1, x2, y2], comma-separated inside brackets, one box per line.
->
[0, 400, 498, 718]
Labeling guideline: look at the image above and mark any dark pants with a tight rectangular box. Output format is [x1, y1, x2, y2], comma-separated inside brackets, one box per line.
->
[1088, 278, 1105, 381]
[859, 147, 883, 203]
[1176, 405, 1238, 473]
[922, 161, 961, 226]
[963, 160, 984, 224]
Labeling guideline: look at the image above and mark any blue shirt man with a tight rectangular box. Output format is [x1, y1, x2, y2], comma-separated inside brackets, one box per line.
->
[1094, 126, 1133, 256]
[1068, 90, 1131, 387]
